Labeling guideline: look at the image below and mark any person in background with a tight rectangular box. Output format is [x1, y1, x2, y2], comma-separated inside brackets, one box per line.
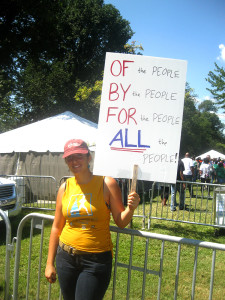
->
[212, 159, 218, 183]
[196, 157, 202, 180]
[160, 184, 170, 206]
[200, 158, 211, 195]
[45, 139, 140, 300]
[170, 158, 186, 211]
[192, 157, 198, 182]
[200, 158, 211, 184]
[182, 152, 194, 196]
[216, 161, 225, 184]
[206, 155, 214, 184]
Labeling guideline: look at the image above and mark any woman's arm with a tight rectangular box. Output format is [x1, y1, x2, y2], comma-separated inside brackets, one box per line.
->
[45, 183, 66, 283]
[104, 177, 140, 229]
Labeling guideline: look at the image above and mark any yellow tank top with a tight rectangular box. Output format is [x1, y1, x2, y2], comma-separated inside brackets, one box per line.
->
[59, 175, 113, 253]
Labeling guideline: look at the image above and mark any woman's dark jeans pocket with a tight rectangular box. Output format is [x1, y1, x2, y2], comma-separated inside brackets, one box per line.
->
[56, 249, 112, 300]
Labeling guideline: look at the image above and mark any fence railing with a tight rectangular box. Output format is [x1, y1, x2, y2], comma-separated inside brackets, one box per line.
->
[1, 212, 225, 299]
[2, 174, 225, 229]
[2, 175, 58, 210]
[148, 181, 225, 229]
[0, 209, 12, 300]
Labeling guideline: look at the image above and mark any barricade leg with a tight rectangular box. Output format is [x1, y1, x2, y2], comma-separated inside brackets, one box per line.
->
[0, 209, 13, 300]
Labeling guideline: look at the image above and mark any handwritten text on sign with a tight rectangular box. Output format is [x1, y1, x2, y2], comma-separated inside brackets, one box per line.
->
[93, 53, 187, 183]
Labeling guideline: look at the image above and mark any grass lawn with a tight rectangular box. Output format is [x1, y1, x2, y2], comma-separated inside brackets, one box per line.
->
[0, 197, 225, 299]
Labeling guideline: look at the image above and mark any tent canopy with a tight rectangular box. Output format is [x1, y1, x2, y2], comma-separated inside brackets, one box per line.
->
[0, 111, 98, 153]
[197, 150, 225, 160]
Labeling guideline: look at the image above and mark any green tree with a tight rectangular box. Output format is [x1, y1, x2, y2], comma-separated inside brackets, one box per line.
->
[180, 84, 225, 156]
[0, 71, 21, 132]
[124, 41, 144, 55]
[198, 99, 217, 113]
[0, 0, 134, 129]
[206, 63, 225, 109]
[180, 84, 200, 155]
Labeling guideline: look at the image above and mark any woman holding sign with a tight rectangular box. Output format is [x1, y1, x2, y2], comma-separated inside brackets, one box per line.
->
[45, 139, 140, 300]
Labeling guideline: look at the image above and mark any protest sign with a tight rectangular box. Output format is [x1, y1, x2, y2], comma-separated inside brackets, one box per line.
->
[93, 52, 187, 183]
[215, 189, 225, 225]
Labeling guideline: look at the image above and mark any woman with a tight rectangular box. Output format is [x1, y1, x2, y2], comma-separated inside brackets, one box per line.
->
[45, 139, 140, 300]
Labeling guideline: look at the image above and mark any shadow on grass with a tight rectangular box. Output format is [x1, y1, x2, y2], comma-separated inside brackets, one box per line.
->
[0, 209, 53, 245]
[150, 221, 221, 242]
[182, 204, 211, 213]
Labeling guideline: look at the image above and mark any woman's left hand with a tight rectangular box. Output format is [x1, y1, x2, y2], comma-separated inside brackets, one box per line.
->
[127, 192, 140, 211]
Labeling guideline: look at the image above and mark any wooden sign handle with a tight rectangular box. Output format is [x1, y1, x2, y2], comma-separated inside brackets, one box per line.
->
[130, 164, 138, 193]
[128, 164, 138, 229]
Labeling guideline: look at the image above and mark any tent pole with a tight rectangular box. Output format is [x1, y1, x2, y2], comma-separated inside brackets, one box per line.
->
[15, 153, 21, 176]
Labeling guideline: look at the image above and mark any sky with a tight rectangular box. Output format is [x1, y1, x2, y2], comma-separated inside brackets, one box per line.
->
[105, 0, 225, 120]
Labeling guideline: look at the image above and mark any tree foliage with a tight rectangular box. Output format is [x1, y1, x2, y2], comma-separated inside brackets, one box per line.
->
[206, 63, 225, 109]
[0, 69, 21, 133]
[180, 84, 225, 156]
[0, 0, 134, 130]
[124, 41, 144, 55]
[198, 99, 217, 113]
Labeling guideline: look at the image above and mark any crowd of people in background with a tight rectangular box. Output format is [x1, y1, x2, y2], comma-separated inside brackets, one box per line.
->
[160, 152, 225, 211]
[191, 154, 225, 184]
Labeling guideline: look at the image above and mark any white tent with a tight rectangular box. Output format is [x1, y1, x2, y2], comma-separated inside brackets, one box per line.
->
[0, 111, 97, 153]
[197, 150, 225, 160]
[0, 111, 98, 183]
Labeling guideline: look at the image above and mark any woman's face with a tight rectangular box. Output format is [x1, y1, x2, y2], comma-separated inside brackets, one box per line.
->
[65, 153, 91, 174]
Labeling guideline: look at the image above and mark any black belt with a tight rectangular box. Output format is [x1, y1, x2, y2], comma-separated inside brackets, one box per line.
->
[59, 240, 91, 255]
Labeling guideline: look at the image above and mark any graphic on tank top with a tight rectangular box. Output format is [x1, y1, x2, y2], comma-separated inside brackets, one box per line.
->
[67, 193, 93, 217]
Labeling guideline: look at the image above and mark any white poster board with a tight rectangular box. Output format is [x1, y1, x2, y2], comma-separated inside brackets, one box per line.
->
[215, 193, 225, 225]
[93, 52, 187, 183]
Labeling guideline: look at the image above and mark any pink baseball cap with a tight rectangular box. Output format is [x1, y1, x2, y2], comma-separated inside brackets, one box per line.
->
[63, 139, 89, 158]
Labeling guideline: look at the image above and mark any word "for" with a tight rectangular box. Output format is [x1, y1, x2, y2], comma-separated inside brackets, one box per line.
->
[106, 107, 137, 125]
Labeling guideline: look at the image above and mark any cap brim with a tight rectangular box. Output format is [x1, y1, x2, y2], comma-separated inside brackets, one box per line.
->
[62, 149, 89, 158]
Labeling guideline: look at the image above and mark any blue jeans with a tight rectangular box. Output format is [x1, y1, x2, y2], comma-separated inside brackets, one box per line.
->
[183, 175, 193, 196]
[56, 246, 112, 300]
[218, 177, 225, 184]
[171, 183, 185, 210]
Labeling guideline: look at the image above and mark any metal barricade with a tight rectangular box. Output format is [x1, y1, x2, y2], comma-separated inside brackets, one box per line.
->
[3, 175, 58, 210]
[9, 213, 225, 299]
[59, 176, 71, 185]
[148, 181, 225, 229]
[118, 179, 149, 229]
[0, 209, 15, 300]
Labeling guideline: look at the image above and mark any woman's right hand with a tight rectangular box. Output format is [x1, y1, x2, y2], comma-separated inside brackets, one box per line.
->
[45, 264, 57, 284]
